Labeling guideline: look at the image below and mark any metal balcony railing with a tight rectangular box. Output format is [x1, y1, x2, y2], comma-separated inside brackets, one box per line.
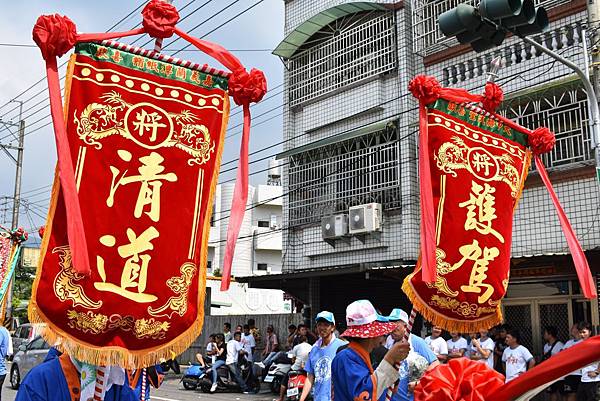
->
[501, 84, 593, 168]
[288, 13, 397, 108]
[412, 0, 573, 56]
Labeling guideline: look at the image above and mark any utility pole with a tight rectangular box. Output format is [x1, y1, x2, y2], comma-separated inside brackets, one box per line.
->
[0, 99, 25, 325]
[588, 0, 600, 183]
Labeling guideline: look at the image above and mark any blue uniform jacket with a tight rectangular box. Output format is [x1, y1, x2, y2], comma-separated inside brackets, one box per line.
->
[332, 343, 378, 401]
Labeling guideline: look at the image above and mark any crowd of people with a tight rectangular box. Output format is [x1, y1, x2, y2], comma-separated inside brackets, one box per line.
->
[195, 310, 599, 401]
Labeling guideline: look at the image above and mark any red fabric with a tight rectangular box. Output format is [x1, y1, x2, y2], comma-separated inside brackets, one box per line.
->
[405, 104, 529, 331]
[482, 83, 503, 113]
[340, 321, 398, 338]
[528, 127, 556, 156]
[488, 336, 600, 401]
[415, 358, 505, 401]
[142, 0, 180, 39]
[535, 156, 597, 299]
[38, 226, 45, 239]
[172, 27, 268, 291]
[33, 50, 228, 355]
[45, 57, 91, 275]
[32, 14, 77, 60]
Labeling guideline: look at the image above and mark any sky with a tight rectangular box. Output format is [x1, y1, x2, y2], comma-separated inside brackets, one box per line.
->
[0, 0, 285, 246]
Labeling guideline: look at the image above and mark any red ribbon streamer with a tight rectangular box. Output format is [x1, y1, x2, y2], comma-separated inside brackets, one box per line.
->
[488, 336, 600, 401]
[34, 15, 265, 282]
[534, 156, 597, 299]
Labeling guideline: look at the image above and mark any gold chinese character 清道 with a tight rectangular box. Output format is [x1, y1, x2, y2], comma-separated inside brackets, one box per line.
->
[95, 227, 160, 303]
[107, 151, 178, 222]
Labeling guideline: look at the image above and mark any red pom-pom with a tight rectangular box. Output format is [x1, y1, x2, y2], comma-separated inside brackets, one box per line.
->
[414, 358, 505, 401]
[228, 68, 267, 106]
[142, 0, 180, 39]
[408, 75, 441, 105]
[32, 14, 77, 60]
[482, 82, 503, 113]
[38, 226, 46, 239]
[529, 127, 556, 156]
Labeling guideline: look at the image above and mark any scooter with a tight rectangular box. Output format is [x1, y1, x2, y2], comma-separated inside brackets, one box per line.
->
[198, 357, 260, 394]
[181, 363, 207, 390]
[286, 370, 308, 401]
[264, 354, 292, 394]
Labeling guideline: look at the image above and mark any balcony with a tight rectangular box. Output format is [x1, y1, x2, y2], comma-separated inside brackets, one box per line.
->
[501, 82, 593, 169]
[253, 227, 282, 251]
[412, 0, 573, 57]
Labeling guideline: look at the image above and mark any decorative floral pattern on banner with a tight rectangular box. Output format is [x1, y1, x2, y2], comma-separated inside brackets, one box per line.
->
[30, 42, 229, 368]
[402, 99, 531, 332]
[0, 237, 15, 302]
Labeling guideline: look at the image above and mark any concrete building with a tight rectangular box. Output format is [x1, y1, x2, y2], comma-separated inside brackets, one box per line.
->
[206, 165, 289, 315]
[243, 0, 600, 356]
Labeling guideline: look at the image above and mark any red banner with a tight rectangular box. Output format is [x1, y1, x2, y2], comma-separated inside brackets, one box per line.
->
[30, 42, 229, 367]
[402, 99, 530, 332]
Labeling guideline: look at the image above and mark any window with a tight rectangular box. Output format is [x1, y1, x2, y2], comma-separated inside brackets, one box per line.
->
[210, 203, 216, 227]
[288, 123, 401, 225]
[501, 83, 592, 168]
[207, 261, 212, 271]
[257, 221, 270, 228]
[288, 12, 396, 107]
[27, 337, 46, 350]
[256, 263, 268, 271]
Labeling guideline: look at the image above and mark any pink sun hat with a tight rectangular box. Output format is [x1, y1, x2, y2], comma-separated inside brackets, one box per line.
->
[341, 300, 399, 339]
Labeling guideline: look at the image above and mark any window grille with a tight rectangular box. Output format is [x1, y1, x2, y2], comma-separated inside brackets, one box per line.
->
[412, 0, 572, 56]
[288, 124, 401, 226]
[288, 12, 397, 108]
[501, 83, 593, 168]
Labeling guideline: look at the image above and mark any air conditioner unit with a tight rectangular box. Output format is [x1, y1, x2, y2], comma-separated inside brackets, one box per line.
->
[321, 214, 349, 240]
[349, 203, 382, 234]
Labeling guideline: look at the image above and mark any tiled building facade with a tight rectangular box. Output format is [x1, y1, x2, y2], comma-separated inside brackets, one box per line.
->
[245, 0, 600, 354]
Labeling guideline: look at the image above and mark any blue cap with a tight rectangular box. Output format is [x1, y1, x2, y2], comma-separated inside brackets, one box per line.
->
[387, 308, 409, 323]
[315, 311, 335, 325]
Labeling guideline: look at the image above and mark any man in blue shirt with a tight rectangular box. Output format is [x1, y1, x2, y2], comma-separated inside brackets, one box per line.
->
[379, 308, 438, 401]
[332, 300, 410, 401]
[299, 311, 346, 401]
[0, 324, 10, 400]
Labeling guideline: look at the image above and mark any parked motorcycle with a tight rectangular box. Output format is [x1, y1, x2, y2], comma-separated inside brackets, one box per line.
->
[198, 358, 260, 394]
[286, 370, 308, 401]
[264, 355, 292, 394]
[181, 364, 207, 390]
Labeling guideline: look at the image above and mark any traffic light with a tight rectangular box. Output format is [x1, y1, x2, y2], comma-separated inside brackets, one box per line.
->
[438, 0, 549, 52]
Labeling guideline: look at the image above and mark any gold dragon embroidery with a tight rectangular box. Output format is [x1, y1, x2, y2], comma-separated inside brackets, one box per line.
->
[66, 310, 108, 334]
[134, 318, 170, 339]
[148, 262, 196, 318]
[53, 246, 102, 309]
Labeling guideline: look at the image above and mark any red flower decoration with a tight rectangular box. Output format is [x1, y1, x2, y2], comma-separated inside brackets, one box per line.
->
[11, 227, 29, 244]
[528, 127, 556, 156]
[38, 226, 46, 239]
[32, 14, 77, 60]
[482, 82, 503, 113]
[414, 358, 505, 401]
[142, 0, 180, 39]
[228, 68, 267, 106]
[408, 75, 442, 105]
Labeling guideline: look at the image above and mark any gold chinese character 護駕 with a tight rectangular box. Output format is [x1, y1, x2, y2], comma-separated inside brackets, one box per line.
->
[459, 181, 505, 243]
[94, 226, 160, 303]
[452, 239, 498, 304]
[107, 150, 177, 222]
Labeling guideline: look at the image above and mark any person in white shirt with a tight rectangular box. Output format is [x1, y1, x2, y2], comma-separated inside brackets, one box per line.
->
[502, 329, 535, 383]
[205, 334, 217, 364]
[276, 335, 313, 401]
[226, 332, 251, 393]
[576, 322, 599, 401]
[541, 326, 563, 401]
[241, 325, 256, 362]
[562, 323, 583, 401]
[424, 326, 448, 363]
[469, 328, 495, 369]
[446, 332, 468, 360]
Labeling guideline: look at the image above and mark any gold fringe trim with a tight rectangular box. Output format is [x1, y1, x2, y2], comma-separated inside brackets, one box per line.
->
[402, 274, 503, 333]
[28, 77, 232, 369]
